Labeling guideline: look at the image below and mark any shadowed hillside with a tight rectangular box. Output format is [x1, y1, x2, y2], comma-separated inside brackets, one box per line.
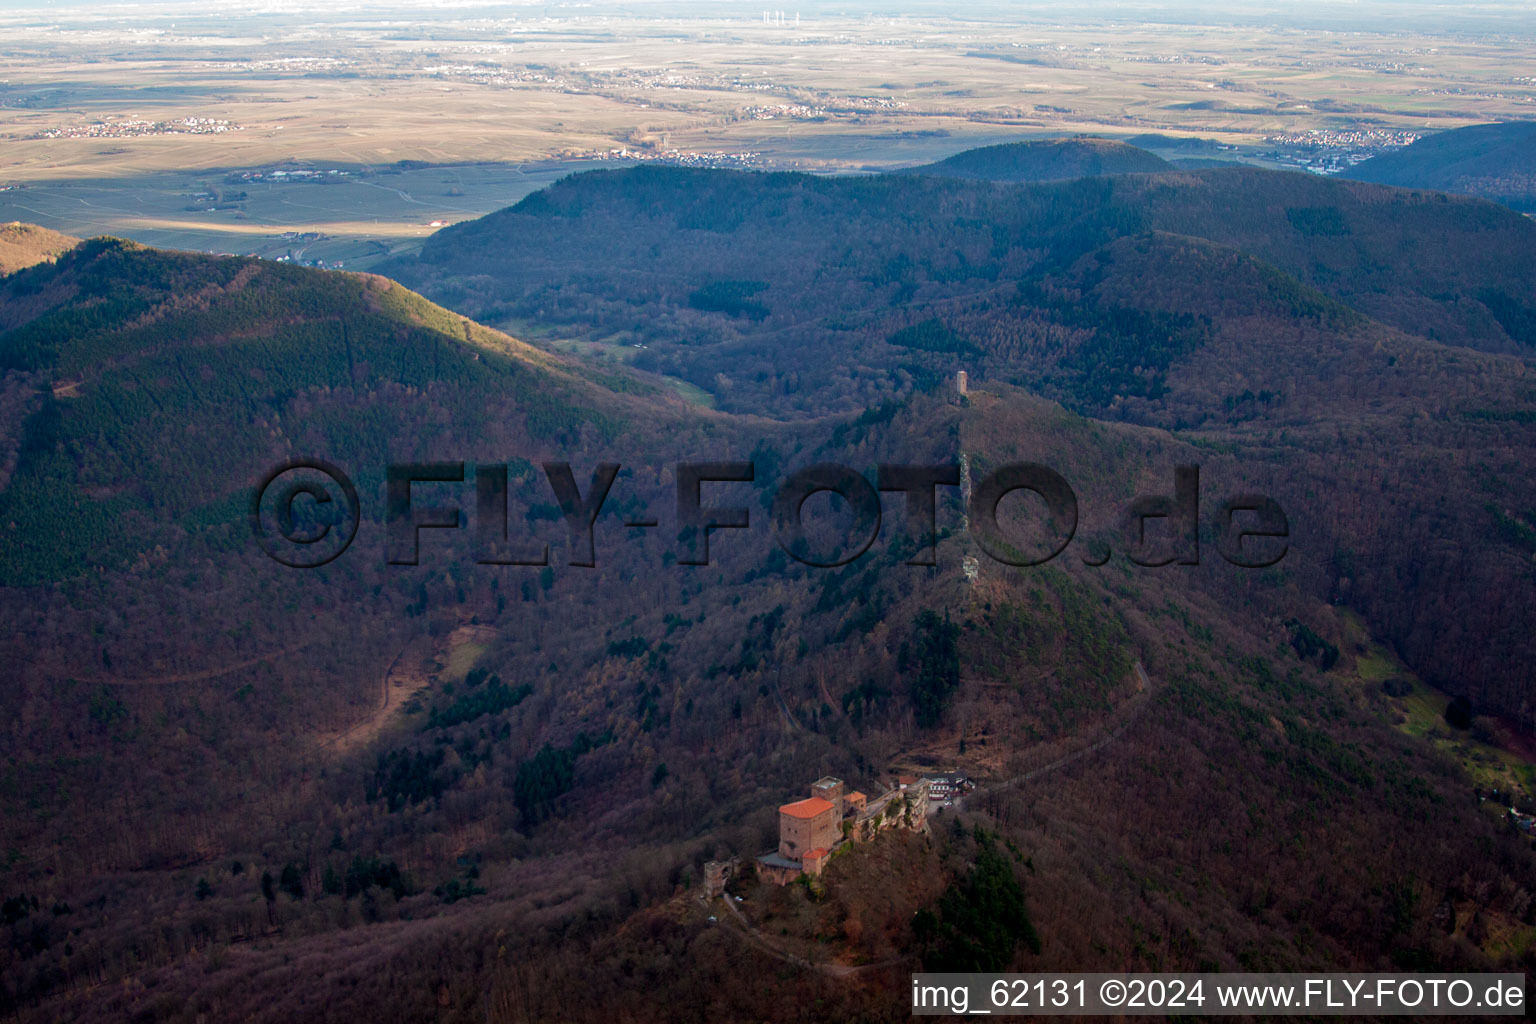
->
[1343, 121, 1536, 213]
[395, 161, 1536, 408]
[896, 137, 1173, 181]
[385, 163, 1536, 728]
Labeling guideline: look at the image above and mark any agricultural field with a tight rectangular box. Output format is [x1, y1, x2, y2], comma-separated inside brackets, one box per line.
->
[0, 160, 611, 267]
[2, 0, 1534, 262]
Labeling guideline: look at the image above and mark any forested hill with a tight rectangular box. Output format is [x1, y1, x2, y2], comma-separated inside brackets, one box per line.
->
[1342, 121, 1536, 213]
[896, 137, 1173, 181]
[4, 230, 1536, 1020]
[401, 161, 1536, 400]
[387, 162, 1536, 733]
[0, 235, 678, 587]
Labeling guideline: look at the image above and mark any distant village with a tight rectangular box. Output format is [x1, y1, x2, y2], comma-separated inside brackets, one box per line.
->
[579, 147, 767, 170]
[30, 117, 239, 141]
[1262, 127, 1421, 175]
[736, 103, 828, 121]
[227, 167, 356, 183]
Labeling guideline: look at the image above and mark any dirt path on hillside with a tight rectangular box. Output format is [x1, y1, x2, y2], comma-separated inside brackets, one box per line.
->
[84, 642, 316, 685]
[315, 623, 496, 755]
[317, 636, 434, 755]
[770, 671, 802, 732]
[966, 659, 1157, 803]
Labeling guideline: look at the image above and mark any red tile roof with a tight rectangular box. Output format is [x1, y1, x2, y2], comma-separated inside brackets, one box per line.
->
[780, 796, 835, 819]
[804, 847, 828, 860]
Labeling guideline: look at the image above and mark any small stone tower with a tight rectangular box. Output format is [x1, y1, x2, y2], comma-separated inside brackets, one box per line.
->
[810, 776, 845, 816]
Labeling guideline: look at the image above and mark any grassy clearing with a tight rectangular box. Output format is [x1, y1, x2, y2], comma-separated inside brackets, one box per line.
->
[442, 625, 496, 683]
[666, 378, 716, 408]
[1344, 613, 1536, 800]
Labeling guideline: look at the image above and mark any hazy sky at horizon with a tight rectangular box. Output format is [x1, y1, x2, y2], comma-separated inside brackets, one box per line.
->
[0, 0, 1532, 39]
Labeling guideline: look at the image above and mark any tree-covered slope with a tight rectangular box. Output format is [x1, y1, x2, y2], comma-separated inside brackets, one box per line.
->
[398, 162, 1536, 406]
[897, 137, 1173, 181]
[385, 164, 1536, 734]
[0, 237, 646, 587]
[1, 229, 1535, 1021]
[1343, 121, 1536, 213]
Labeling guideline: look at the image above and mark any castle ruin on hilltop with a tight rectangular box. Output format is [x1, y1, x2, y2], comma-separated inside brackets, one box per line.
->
[756, 775, 930, 885]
